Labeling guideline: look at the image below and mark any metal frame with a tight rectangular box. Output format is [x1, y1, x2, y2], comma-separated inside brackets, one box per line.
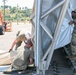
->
[35, 0, 70, 74]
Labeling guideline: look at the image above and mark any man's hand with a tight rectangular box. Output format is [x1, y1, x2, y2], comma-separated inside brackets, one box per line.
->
[9, 49, 12, 52]
[69, 20, 74, 25]
[29, 58, 33, 64]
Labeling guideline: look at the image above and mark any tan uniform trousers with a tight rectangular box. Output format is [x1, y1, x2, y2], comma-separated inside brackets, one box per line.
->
[71, 25, 76, 56]
[12, 46, 34, 70]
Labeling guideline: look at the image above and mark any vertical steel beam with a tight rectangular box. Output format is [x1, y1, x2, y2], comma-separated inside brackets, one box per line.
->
[35, 0, 42, 74]
[3, 0, 5, 22]
[17, 4, 19, 25]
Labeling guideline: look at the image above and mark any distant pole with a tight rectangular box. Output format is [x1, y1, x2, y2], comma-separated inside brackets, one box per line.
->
[3, 0, 5, 22]
[17, 4, 19, 25]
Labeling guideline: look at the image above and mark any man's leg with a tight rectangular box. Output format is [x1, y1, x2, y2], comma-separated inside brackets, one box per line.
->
[67, 29, 76, 59]
[12, 46, 30, 70]
[71, 30, 76, 56]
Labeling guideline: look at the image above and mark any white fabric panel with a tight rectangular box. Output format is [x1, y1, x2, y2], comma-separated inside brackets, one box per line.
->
[55, 0, 75, 49]
[55, 18, 74, 49]
[70, 0, 76, 10]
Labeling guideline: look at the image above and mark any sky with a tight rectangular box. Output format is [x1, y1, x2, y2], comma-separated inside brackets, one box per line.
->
[0, 0, 34, 8]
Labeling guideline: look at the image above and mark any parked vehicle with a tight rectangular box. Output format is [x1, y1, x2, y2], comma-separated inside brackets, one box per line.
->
[0, 12, 12, 35]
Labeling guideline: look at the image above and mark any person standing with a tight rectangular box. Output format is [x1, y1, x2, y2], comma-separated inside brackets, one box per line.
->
[69, 10, 76, 58]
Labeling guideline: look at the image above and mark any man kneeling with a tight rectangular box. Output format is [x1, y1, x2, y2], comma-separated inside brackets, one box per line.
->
[3, 38, 34, 73]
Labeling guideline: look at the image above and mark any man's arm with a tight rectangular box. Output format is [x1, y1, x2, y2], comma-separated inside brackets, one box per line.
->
[9, 39, 17, 52]
[69, 20, 74, 25]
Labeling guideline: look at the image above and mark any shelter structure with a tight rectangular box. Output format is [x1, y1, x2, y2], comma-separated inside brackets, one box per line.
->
[31, 0, 76, 75]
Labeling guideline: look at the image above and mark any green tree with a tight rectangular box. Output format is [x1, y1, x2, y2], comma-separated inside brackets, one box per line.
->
[0, 5, 32, 22]
[10, 7, 17, 13]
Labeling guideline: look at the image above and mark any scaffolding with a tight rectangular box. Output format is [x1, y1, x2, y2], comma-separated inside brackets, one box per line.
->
[31, 0, 70, 75]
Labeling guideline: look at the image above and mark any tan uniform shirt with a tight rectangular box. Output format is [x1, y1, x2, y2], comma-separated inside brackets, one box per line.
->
[15, 30, 27, 50]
